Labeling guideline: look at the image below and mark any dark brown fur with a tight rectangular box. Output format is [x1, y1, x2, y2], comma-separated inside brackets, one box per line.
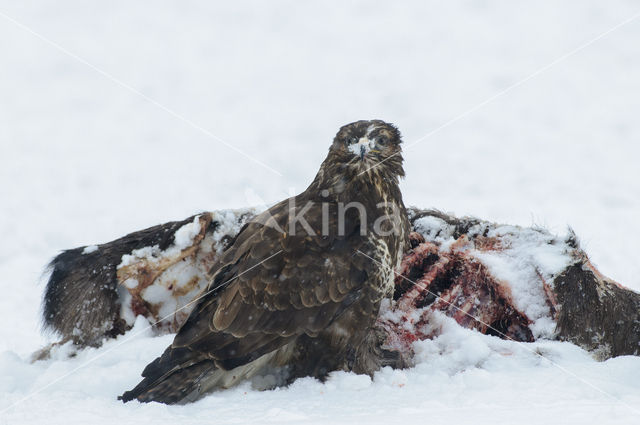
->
[555, 261, 640, 358]
[41, 214, 206, 352]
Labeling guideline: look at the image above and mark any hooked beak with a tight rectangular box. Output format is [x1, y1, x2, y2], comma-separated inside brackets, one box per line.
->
[349, 137, 374, 161]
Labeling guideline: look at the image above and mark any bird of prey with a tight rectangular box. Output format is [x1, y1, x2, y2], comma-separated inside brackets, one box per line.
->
[120, 120, 410, 404]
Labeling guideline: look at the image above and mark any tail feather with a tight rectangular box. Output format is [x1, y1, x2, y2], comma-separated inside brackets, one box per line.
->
[120, 345, 289, 404]
[120, 355, 217, 404]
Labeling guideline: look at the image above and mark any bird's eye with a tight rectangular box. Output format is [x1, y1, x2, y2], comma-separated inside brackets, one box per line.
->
[348, 137, 358, 144]
[377, 137, 387, 146]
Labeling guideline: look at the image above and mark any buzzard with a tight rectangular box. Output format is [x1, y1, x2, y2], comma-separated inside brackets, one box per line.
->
[120, 120, 410, 404]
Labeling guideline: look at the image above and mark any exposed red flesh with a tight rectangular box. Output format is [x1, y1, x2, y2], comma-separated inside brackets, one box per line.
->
[380, 236, 539, 354]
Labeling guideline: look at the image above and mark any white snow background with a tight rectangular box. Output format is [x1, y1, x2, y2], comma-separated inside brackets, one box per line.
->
[1, 1, 639, 423]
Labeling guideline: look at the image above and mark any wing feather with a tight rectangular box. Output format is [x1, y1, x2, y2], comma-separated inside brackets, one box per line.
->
[169, 197, 371, 371]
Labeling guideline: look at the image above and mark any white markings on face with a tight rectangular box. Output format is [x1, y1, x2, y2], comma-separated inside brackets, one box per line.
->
[365, 124, 377, 137]
[348, 134, 376, 157]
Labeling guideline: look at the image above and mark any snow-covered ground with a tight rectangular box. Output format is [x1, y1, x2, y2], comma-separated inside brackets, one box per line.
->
[1, 1, 639, 423]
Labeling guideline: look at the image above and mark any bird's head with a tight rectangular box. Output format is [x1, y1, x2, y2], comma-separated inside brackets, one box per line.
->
[329, 120, 404, 178]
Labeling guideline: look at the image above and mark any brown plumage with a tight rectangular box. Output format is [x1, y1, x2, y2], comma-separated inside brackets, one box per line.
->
[120, 120, 410, 404]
